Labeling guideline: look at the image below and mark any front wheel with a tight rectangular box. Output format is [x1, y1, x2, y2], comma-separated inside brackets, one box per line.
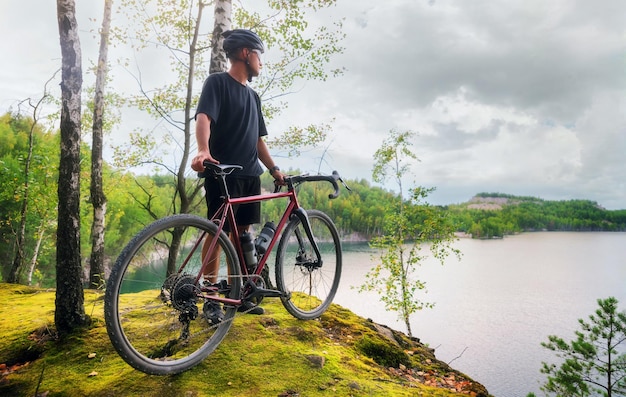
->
[275, 210, 342, 320]
[104, 214, 240, 375]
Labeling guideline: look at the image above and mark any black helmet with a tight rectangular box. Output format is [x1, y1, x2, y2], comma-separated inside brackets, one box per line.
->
[222, 29, 264, 56]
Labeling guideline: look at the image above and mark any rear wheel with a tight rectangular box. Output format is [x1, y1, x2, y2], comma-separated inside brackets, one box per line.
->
[275, 210, 342, 320]
[104, 214, 240, 375]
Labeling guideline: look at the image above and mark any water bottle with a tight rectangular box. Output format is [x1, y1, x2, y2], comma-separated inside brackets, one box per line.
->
[240, 232, 257, 271]
[255, 221, 276, 254]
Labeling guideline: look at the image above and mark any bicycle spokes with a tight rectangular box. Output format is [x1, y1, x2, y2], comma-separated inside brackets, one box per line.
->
[104, 215, 242, 375]
[276, 210, 342, 320]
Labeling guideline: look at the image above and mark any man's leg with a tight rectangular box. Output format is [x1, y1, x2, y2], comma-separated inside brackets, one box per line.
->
[202, 233, 221, 283]
[202, 234, 225, 324]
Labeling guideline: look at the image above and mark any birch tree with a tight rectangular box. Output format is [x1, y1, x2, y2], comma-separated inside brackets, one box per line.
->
[112, 0, 210, 217]
[1, 110, 58, 286]
[6, 74, 57, 284]
[110, 0, 212, 274]
[210, 0, 231, 74]
[88, 0, 113, 289]
[55, 0, 89, 334]
[360, 130, 460, 338]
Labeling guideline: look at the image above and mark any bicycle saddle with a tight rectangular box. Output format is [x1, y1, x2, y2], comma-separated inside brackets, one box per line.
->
[199, 162, 243, 177]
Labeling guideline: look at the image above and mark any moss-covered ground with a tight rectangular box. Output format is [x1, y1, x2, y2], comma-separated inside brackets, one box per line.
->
[0, 283, 490, 396]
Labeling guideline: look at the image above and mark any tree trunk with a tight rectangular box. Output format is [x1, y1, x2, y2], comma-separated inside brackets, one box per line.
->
[178, 0, 205, 215]
[55, 0, 88, 334]
[209, 0, 231, 74]
[7, 107, 39, 284]
[88, 0, 113, 289]
[164, 1, 211, 277]
[8, 199, 28, 283]
[6, 74, 57, 284]
[27, 221, 46, 286]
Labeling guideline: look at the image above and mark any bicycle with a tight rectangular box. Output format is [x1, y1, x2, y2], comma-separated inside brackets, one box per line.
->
[104, 162, 349, 375]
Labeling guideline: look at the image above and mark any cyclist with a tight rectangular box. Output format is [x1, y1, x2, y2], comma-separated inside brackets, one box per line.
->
[191, 29, 286, 324]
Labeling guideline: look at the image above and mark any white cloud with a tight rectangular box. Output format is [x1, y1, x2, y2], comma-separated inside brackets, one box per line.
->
[278, 0, 626, 208]
[1, 0, 625, 209]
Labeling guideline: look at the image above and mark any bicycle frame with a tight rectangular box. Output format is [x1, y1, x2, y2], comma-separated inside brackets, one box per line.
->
[212, 189, 296, 274]
[189, 178, 315, 307]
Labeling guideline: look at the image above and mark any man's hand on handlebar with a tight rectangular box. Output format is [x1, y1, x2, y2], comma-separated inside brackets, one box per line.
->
[272, 169, 287, 186]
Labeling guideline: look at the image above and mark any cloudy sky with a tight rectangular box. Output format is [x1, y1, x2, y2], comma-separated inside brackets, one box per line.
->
[2, 1, 625, 209]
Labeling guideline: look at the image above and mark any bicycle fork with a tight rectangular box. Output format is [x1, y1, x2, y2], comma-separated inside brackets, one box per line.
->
[291, 208, 323, 268]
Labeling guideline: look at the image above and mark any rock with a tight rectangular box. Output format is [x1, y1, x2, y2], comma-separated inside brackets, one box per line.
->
[370, 323, 399, 346]
[304, 354, 325, 368]
[278, 389, 299, 396]
[348, 381, 361, 390]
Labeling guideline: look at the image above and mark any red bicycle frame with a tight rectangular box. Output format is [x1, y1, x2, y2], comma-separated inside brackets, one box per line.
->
[214, 188, 298, 275]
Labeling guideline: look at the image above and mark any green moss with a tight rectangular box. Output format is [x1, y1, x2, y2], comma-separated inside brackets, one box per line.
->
[0, 283, 489, 396]
[356, 336, 411, 368]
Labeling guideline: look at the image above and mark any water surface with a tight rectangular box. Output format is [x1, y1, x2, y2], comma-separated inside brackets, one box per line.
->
[332, 232, 626, 397]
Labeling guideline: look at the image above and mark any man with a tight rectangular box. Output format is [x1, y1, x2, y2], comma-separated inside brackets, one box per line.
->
[191, 29, 285, 324]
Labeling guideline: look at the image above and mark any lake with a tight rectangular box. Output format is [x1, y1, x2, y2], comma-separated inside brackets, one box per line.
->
[331, 232, 626, 397]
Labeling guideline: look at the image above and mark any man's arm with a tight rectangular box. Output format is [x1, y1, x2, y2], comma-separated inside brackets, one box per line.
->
[191, 113, 218, 171]
[257, 138, 285, 183]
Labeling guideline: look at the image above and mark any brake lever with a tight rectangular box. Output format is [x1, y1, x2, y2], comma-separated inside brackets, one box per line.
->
[338, 176, 352, 192]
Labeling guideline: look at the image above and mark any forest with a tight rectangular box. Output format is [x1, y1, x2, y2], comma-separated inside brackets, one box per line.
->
[2, 112, 626, 287]
[446, 192, 626, 238]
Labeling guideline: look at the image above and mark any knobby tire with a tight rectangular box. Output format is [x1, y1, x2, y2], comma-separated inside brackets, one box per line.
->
[104, 214, 240, 375]
[275, 210, 342, 320]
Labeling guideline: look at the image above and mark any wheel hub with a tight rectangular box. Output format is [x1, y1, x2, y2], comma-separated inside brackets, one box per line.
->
[171, 274, 198, 311]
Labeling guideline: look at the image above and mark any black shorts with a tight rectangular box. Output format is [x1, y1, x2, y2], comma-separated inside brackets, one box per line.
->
[204, 175, 261, 229]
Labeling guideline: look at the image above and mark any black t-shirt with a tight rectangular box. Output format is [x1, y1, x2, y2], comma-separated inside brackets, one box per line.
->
[195, 72, 267, 177]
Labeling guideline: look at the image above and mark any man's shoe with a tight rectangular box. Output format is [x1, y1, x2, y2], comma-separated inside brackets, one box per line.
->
[237, 301, 264, 315]
[203, 301, 224, 325]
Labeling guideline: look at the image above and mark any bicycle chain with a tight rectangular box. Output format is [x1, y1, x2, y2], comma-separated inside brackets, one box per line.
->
[170, 275, 268, 339]
[185, 275, 267, 340]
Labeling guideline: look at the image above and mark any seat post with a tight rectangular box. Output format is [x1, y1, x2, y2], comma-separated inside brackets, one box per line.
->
[202, 162, 242, 200]
[217, 172, 230, 199]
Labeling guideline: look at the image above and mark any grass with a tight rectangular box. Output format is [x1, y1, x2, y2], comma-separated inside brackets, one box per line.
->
[0, 283, 490, 396]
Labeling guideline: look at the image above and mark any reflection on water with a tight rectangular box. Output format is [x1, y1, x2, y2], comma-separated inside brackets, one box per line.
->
[119, 244, 218, 294]
[120, 261, 169, 294]
[334, 233, 626, 397]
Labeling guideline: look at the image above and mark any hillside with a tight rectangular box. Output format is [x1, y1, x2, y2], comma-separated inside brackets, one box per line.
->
[447, 193, 626, 238]
[0, 284, 490, 397]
